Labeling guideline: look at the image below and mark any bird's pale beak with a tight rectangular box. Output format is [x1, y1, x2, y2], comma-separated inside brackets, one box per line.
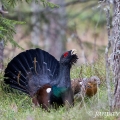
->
[71, 49, 77, 55]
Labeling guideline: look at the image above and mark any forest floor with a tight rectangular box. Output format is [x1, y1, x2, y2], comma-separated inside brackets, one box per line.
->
[0, 58, 119, 120]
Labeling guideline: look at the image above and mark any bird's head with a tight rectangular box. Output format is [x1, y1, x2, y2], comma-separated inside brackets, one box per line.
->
[60, 49, 78, 65]
[85, 81, 97, 97]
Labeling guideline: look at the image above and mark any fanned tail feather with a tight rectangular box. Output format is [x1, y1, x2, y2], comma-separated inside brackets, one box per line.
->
[4, 48, 59, 96]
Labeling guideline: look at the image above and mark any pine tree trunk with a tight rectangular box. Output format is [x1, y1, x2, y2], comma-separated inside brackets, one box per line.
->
[44, 0, 66, 59]
[112, 0, 120, 110]
[30, 1, 66, 59]
[0, 40, 4, 70]
[30, 1, 41, 46]
[0, 4, 4, 70]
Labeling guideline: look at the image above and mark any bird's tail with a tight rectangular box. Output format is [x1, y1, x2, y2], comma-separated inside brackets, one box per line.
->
[4, 48, 59, 95]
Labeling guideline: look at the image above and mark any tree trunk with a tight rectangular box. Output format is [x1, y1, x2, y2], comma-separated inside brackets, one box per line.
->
[112, 0, 120, 110]
[0, 4, 4, 70]
[43, 0, 66, 59]
[0, 40, 4, 70]
[30, 1, 41, 46]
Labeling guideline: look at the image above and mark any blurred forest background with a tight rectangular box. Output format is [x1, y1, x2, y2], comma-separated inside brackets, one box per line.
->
[2, 0, 108, 64]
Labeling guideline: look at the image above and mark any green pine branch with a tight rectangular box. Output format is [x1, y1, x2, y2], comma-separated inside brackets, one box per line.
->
[2, 0, 59, 8]
[0, 0, 58, 50]
[0, 16, 24, 49]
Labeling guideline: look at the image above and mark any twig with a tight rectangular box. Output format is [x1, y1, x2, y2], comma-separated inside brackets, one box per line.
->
[92, 33, 98, 63]
[65, 0, 97, 7]
[73, 23, 87, 63]
[0, 5, 8, 15]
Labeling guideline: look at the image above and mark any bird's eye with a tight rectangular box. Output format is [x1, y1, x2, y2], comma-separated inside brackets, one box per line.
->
[63, 52, 68, 58]
[87, 85, 92, 88]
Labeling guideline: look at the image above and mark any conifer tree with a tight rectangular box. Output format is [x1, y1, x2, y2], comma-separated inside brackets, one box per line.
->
[0, 0, 58, 70]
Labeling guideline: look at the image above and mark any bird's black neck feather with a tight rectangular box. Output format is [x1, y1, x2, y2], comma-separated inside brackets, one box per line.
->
[57, 64, 71, 88]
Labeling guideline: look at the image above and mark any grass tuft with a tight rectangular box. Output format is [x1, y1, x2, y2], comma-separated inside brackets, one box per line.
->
[0, 58, 119, 120]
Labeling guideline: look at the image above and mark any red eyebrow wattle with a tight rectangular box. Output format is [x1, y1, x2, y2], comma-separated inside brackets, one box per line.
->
[63, 52, 68, 57]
